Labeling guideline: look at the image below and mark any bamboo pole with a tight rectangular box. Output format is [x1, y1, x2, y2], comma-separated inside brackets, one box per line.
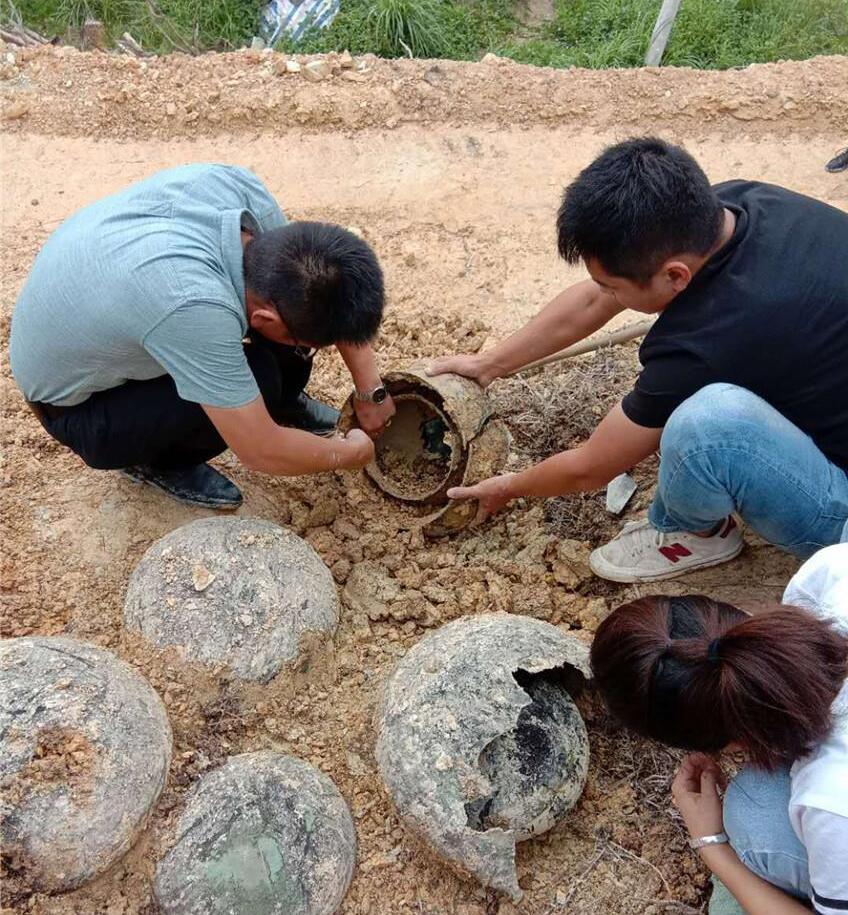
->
[506, 318, 655, 376]
[645, 0, 683, 66]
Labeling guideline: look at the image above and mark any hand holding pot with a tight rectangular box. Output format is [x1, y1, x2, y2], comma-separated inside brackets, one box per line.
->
[426, 354, 499, 389]
[447, 472, 517, 524]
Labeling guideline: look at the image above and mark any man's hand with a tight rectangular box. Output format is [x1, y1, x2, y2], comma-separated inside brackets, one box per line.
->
[205, 397, 375, 476]
[671, 753, 727, 839]
[447, 473, 517, 524]
[426, 354, 500, 389]
[353, 393, 396, 439]
[337, 428, 376, 469]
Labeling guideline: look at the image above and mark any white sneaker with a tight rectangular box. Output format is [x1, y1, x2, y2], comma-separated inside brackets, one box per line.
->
[589, 516, 744, 583]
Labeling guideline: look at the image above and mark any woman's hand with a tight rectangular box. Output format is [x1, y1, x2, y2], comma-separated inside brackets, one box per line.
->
[671, 752, 727, 839]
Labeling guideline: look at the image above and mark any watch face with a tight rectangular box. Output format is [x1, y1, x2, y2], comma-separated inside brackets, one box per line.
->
[373, 386, 388, 405]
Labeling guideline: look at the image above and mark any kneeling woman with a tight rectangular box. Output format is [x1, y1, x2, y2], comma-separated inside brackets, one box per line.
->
[591, 543, 848, 915]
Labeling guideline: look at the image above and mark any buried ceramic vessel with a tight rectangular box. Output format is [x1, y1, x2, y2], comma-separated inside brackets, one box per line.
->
[339, 363, 511, 537]
[374, 612, 591, 900]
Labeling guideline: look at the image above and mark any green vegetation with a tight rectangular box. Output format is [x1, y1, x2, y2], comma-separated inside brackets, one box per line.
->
[278, 0, 516, 59]
[8, 0, 848, 66]
[504, 0, 848, 70]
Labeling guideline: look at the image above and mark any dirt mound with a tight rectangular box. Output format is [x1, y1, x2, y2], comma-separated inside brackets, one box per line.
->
[1, 46, 847, 141]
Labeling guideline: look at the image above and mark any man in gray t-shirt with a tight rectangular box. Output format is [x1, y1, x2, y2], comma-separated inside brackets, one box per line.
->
[10, 164, 394, 508]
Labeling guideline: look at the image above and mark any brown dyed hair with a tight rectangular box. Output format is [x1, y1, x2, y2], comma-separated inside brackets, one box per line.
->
[590, 595, 848, 769]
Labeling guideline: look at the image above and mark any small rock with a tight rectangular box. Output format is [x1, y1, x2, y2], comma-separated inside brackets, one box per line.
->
[250, 36, 265, 50]
[577, 598, 609, 633]
[339, 50, 355, 69]
[285, 59, 302, 73]
[345, 750, 367, 776]
[165, 102, 177, 116]
[191, 563, 215, 592]
[605, 472, 637, 515]
[2, 101, 29, 121]
[434, 752, 453, 771]
[342, 70, 368, 84]
[305, 498, 339, 528]
[481, 52, 500, 63]
[551, 539, 593, 588]
[303, 60, 331, 82]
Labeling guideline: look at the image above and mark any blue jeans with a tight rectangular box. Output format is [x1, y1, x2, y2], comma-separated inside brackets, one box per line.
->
[649, 384, 848, 558]
[709, 766, 811, 914]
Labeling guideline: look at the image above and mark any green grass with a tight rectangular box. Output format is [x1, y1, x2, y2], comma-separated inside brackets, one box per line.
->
[500, 0, 848, 70]
[8, 0, 848, 65]
[281, 0, 517, 60]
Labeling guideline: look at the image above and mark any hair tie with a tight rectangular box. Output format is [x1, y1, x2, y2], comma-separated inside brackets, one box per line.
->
[707, 638, 722, 663]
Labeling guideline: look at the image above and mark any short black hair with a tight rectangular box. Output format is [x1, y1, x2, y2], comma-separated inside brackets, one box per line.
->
[557, 137, 724, 283]
[244, 221, 384, 346]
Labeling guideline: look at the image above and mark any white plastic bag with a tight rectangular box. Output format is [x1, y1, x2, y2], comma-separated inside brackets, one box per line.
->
[259, 0, 341, 45]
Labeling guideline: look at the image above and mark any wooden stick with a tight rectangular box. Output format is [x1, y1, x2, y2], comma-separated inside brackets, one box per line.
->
[645, 0, 683, 66]
[506, 317, 655, 376]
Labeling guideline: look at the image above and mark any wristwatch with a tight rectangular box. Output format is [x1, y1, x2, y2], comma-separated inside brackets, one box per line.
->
[689, 832, 729, 850]
[354, 383, 389, 405]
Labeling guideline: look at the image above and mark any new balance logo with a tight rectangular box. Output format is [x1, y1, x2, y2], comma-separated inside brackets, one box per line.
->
[720, 516, 738, 539]
[659, 543, 693, 563]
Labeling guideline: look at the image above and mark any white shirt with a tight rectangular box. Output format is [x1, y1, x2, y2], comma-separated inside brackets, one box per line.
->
[783, 544, 848, 915]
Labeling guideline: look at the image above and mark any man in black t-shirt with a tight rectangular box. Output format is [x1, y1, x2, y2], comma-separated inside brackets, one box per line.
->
[429, 137, 848, 582]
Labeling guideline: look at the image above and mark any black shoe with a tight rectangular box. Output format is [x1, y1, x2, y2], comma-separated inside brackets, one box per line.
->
[826, 147, 848, 173]
[275, 393, 340, 437]
[121, 463, 242, 510]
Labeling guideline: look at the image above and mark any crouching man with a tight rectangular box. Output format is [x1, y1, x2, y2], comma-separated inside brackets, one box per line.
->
[10, 163, 396, 509]
[430, 137, 848, 582]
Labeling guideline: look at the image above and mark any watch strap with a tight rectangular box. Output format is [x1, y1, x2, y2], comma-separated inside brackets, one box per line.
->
[354, 384, 386, 404]
[688, 832, 729, 850]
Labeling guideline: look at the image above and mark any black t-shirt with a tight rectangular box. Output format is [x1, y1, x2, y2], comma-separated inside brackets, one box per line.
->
[622, 180, 848, 470]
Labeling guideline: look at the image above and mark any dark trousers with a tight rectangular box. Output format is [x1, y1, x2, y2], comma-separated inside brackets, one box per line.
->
[36, 339, 312, 471]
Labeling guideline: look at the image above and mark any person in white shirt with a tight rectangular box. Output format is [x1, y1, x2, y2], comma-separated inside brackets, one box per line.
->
[589, 543, 848, 915]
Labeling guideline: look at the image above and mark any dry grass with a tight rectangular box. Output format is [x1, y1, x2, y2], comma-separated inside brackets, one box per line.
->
[491, 342, 657, 542]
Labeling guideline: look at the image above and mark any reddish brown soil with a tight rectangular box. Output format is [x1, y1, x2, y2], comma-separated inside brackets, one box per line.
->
[2, 44, 840, 915]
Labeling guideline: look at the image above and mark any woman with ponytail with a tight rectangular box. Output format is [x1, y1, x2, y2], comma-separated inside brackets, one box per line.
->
[591, 543, 848, 915]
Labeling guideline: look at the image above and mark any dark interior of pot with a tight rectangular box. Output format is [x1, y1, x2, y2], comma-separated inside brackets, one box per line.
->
[370, 395, 457, 502]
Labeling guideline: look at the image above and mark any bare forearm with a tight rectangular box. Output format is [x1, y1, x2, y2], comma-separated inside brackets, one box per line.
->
[504, 447, 605, 500]
[242, 427, 357, 476]
[337, 341, 382, 391]
[501, 404, 661, 500]
[479, 281, 621, 378]
[700, 846, 810, 915]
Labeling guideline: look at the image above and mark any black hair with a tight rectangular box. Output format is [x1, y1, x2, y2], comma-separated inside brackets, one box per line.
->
[557, 137, 724, 283]
[243, 222, 384, 346]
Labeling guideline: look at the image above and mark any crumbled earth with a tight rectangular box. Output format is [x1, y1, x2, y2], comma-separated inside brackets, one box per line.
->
[1, 45, 835, 915]
[6, 728, 98, 804]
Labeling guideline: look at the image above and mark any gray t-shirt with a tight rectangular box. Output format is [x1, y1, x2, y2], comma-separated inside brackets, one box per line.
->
[10, 163, 286, 408]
